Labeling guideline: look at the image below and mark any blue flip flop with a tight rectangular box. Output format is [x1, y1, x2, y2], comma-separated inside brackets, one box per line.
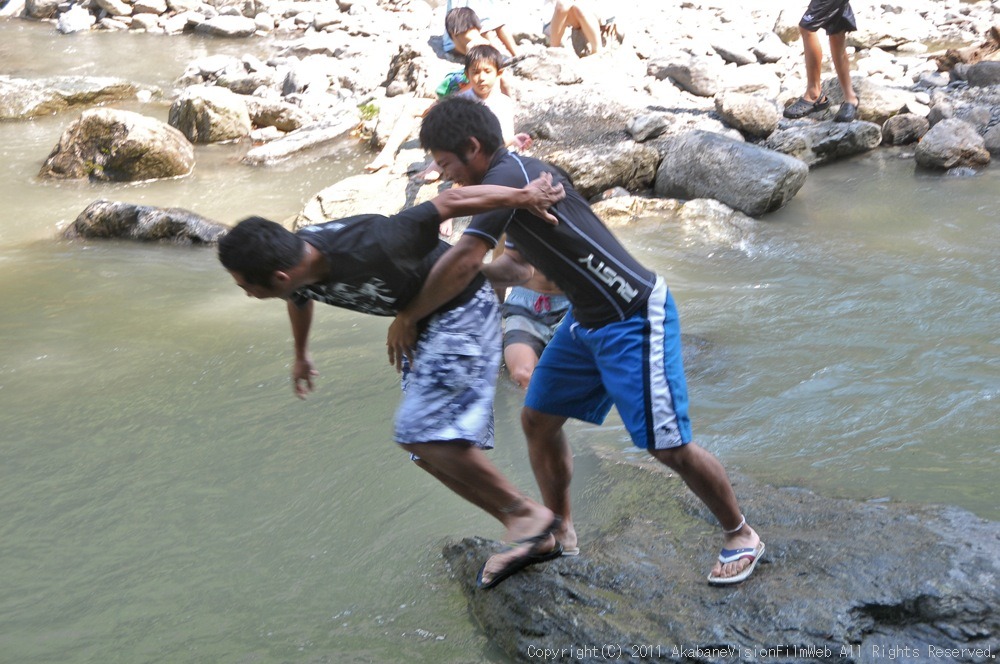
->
[707, 542, 765, 585]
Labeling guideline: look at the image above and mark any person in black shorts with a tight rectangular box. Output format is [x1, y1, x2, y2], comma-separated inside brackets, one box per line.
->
[387, 97, 765, 588]
[783, 0, 860, 122]
[218, 177, 569, 590]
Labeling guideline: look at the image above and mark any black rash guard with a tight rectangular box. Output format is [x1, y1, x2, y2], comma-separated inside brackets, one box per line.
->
[290, 201, 485, 316]
[466, 150, 656, 327]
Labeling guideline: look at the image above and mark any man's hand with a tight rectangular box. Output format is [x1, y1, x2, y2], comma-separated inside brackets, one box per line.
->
[523, 172, 565, 225]
[387, 314, 418, 373]
[292, 356, 318, 399]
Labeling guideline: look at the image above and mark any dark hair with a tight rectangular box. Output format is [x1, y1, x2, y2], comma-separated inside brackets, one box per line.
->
[465, 44, 505, 74]
[420, 96, 503, 159]
[218, 216, 304, 287]
[445, 6, 481, 37]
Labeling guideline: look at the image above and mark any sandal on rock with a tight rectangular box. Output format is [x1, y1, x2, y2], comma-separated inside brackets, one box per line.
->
[783, 96, 830, 119]
[834, 102, 858, 123]
[707, 542, 765, 586]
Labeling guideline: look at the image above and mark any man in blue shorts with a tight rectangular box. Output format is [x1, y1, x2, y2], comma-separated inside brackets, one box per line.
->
[218, 177, 567, 590]
[783, 0, 860, 122]
[387, 96, 765, 587]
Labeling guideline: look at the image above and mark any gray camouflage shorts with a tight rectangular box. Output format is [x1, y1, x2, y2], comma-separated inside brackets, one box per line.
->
[394, 282, 501, 449]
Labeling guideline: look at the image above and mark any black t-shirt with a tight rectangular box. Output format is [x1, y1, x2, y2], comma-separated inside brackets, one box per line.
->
[466, 151, 656, 327]
[290, 201, 485, 316]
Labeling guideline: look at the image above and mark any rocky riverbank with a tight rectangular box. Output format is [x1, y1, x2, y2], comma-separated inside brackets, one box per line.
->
[3, 0, 1000, 236]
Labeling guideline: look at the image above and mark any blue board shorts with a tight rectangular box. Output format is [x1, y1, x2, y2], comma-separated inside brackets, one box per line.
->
[800, 0, 856, 34]
[524, 277, 692, 450]
[395, 282, 501, 450]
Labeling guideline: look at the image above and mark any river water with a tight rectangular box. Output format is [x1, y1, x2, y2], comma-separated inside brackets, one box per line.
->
[1, 18, 998, 664]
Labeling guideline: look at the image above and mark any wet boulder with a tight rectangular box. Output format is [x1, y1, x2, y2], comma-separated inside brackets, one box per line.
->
[168, 85, 252, 143]
[442, 455, 1000, 663]
[39, 108, 195, 182]
[764, 120, 883, 167]
[64, 200, 228, 244]
[0, 75, 156, 120]
[654, 130, 808, 217]
[915, 118, 991, 170]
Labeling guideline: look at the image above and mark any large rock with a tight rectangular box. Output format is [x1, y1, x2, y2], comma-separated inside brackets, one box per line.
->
[965, 61, 1000, 87]
[194, 15, 258, 38]
[0, 76, 153, 120]
[442, 453, 1000, 663]
[654, 131, 808, 217]
[64, 200, 228, 244]
[764, 120, 883, 167]
[821, 77, 917, 126]
[714, 92, 779, 139]
[39, 108, 195, 182]
[914, 118, 991, 170]
[881, 113, 930, 146]
[56, 4, 96, 33]
[544, 142, 661, 200]
[648, 57, 723, 98]
[168, 85, 252, 143]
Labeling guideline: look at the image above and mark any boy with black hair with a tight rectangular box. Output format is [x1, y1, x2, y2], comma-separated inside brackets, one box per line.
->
[218, 175, 569, 590]
[387, 96, 766, 587]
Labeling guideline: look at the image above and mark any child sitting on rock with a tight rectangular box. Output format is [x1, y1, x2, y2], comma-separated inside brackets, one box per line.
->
[366, 46, 532, 237]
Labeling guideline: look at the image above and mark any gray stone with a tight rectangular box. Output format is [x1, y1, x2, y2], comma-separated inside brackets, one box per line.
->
[194, 14, 257, 37]
[64, 200, 228, 244]
[26, 0, 62, 18]
[626, 114, 668, 143]
[966, 61, 1000, 86]
[655, 131, 808, 216]
[714, 92, 779, 139]
[915, 118, 991, 170]
[442, 455, 1000, 664]
[881, 114, 930, 145]
[39, 108, 195, 182]
[764, 121, 883, 167]
[168, 85, 252, 143]
[0, 75, 156, 120]
[545, 142, 661, 200]
[985, 124, 1000, 154]
[648, 58, 722, 98]
[95, 0, 132, 17]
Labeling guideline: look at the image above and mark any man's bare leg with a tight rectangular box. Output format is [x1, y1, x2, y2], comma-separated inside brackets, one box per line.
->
[522, 407, 577, 553]
[828, 31, 859, 106]
[403, 441, 559, 585]
[650, 443, 761, 580]
[799, 26, 825, 102]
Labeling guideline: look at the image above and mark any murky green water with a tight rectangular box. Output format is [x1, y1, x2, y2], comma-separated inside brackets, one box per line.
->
[1, 18, 997, 664]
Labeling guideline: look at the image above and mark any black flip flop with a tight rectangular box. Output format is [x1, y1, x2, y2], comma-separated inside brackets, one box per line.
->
[476, 515, 563, 589]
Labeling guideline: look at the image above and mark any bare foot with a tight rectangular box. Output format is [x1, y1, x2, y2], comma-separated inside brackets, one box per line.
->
[554, 518, 578, 555]
[364, 157, 391, 173]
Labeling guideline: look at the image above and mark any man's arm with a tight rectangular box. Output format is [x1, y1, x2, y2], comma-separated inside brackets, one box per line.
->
[430, 171, 563, 223]
[385, 174, 565, 371]
[386, 234, 490, 370]
[482, 246, 534, 290]
[287, 299, 318, 399]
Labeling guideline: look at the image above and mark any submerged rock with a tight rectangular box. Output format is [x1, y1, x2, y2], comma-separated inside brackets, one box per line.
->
[0, 75, 157, 120]
[443, 453, 1000, 663]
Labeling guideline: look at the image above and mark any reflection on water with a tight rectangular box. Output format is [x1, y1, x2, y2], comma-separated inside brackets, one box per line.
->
[1, 18, 998, 664]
